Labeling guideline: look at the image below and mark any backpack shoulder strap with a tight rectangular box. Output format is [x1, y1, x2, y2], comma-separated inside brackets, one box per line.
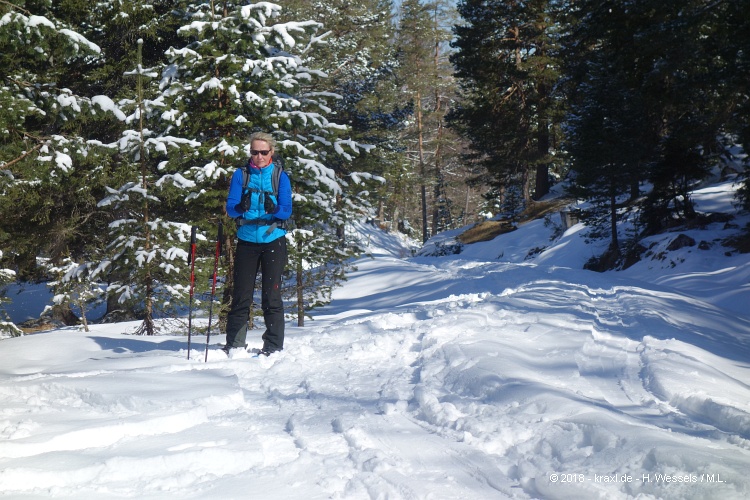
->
[272, 163, 281, 196]
[242, 163, 249, 189]
[271, 154, 286, 196]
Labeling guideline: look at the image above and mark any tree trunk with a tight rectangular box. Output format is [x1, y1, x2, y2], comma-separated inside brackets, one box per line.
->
[136, 40, 154, 336]
[534, 165, 549, 201]
[417, 88, 429, 243]
[522, 168, 532, 208]
[464, 185, 471, 221]
[534, 118, 550, 200]
[296, 239, 304, 327]
[220, 232, 235, 334]
[431, 22, 443, 236]
[610, 191, 619, 251]
[431, 121, 445, 235]
[77, 298, 89, 332]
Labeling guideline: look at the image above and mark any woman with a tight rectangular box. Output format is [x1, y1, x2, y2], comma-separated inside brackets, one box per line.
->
[224, 132, 292, 356]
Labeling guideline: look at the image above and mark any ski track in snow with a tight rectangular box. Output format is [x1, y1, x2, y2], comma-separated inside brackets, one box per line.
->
[1, 256, 750, 499]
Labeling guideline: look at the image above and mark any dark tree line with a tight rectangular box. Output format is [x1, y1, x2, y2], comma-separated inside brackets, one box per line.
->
[450, 0, 750, 262]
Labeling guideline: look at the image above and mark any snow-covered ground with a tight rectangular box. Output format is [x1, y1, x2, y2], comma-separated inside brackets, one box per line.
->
[1, 179, 749, 499]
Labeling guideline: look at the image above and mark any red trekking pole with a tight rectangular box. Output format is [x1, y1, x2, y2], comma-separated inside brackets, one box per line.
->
[204, 221, 223, 362]
[187, 225, 197, 360]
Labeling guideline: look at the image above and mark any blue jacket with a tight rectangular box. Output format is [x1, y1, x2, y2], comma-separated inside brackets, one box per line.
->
[226, 161, 292, 244]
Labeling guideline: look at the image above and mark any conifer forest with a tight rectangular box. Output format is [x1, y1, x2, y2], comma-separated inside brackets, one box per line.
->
[1, 0, 748, 335]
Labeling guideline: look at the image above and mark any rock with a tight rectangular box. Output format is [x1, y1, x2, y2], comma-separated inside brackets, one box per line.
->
[666, 234, 696, 251]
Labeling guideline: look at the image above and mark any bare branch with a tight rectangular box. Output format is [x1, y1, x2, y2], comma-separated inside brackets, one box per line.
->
[1, 143, 43, 171]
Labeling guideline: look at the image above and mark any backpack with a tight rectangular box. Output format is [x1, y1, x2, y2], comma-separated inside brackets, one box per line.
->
[235, 155, 288, 231]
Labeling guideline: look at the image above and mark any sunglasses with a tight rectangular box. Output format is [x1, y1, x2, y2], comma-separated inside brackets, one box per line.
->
[251, 149, 271, 156]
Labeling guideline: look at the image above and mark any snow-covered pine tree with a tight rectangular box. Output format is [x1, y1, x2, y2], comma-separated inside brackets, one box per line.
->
[156, 1, 377, 326]
[96, 38, 201, 335]
[0, 1, 116, 324]
[277, 0, 403, 218]
[43, 257, 106, 333]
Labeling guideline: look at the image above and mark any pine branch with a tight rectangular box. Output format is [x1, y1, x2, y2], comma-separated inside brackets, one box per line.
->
[0, 1, 31, 15]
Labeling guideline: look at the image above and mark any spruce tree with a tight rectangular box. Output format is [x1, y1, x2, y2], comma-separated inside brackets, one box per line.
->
[559, 1, 651, 256]
[0, 0, 115, 322]
[636, 0, 727, 234]
[78, 0, 189, 326]
[44, 257, 106, 333]
[95, 38, 200, 334]
[277, 0, 407, 235]
[450, 0, 564, 214]
[150, 1, 376, 326]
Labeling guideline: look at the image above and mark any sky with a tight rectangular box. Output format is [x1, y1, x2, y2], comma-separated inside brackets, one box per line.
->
[1, 175, 749, 499]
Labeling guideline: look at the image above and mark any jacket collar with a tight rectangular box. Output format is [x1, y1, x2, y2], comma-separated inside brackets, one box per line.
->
[248, 159, 275, 171]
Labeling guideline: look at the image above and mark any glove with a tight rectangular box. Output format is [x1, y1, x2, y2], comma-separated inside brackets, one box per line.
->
[235, 190, 251, 213]
[263, 193, 276, 214]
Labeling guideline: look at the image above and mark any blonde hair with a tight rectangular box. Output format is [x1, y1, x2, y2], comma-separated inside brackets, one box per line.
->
[249, 132, 276, 151]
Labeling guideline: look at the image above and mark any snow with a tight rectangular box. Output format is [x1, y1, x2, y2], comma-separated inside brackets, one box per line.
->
[92, 95, 127, 121]
[58, 28, 101, 54]
[2, 181, 750, 499]
[54, 151, 73, 173]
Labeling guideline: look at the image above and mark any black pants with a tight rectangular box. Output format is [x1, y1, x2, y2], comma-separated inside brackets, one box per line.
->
[225, 237, 287, 351]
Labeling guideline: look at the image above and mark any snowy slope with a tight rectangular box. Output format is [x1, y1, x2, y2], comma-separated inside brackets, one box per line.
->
[1, 181, 749, 499]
